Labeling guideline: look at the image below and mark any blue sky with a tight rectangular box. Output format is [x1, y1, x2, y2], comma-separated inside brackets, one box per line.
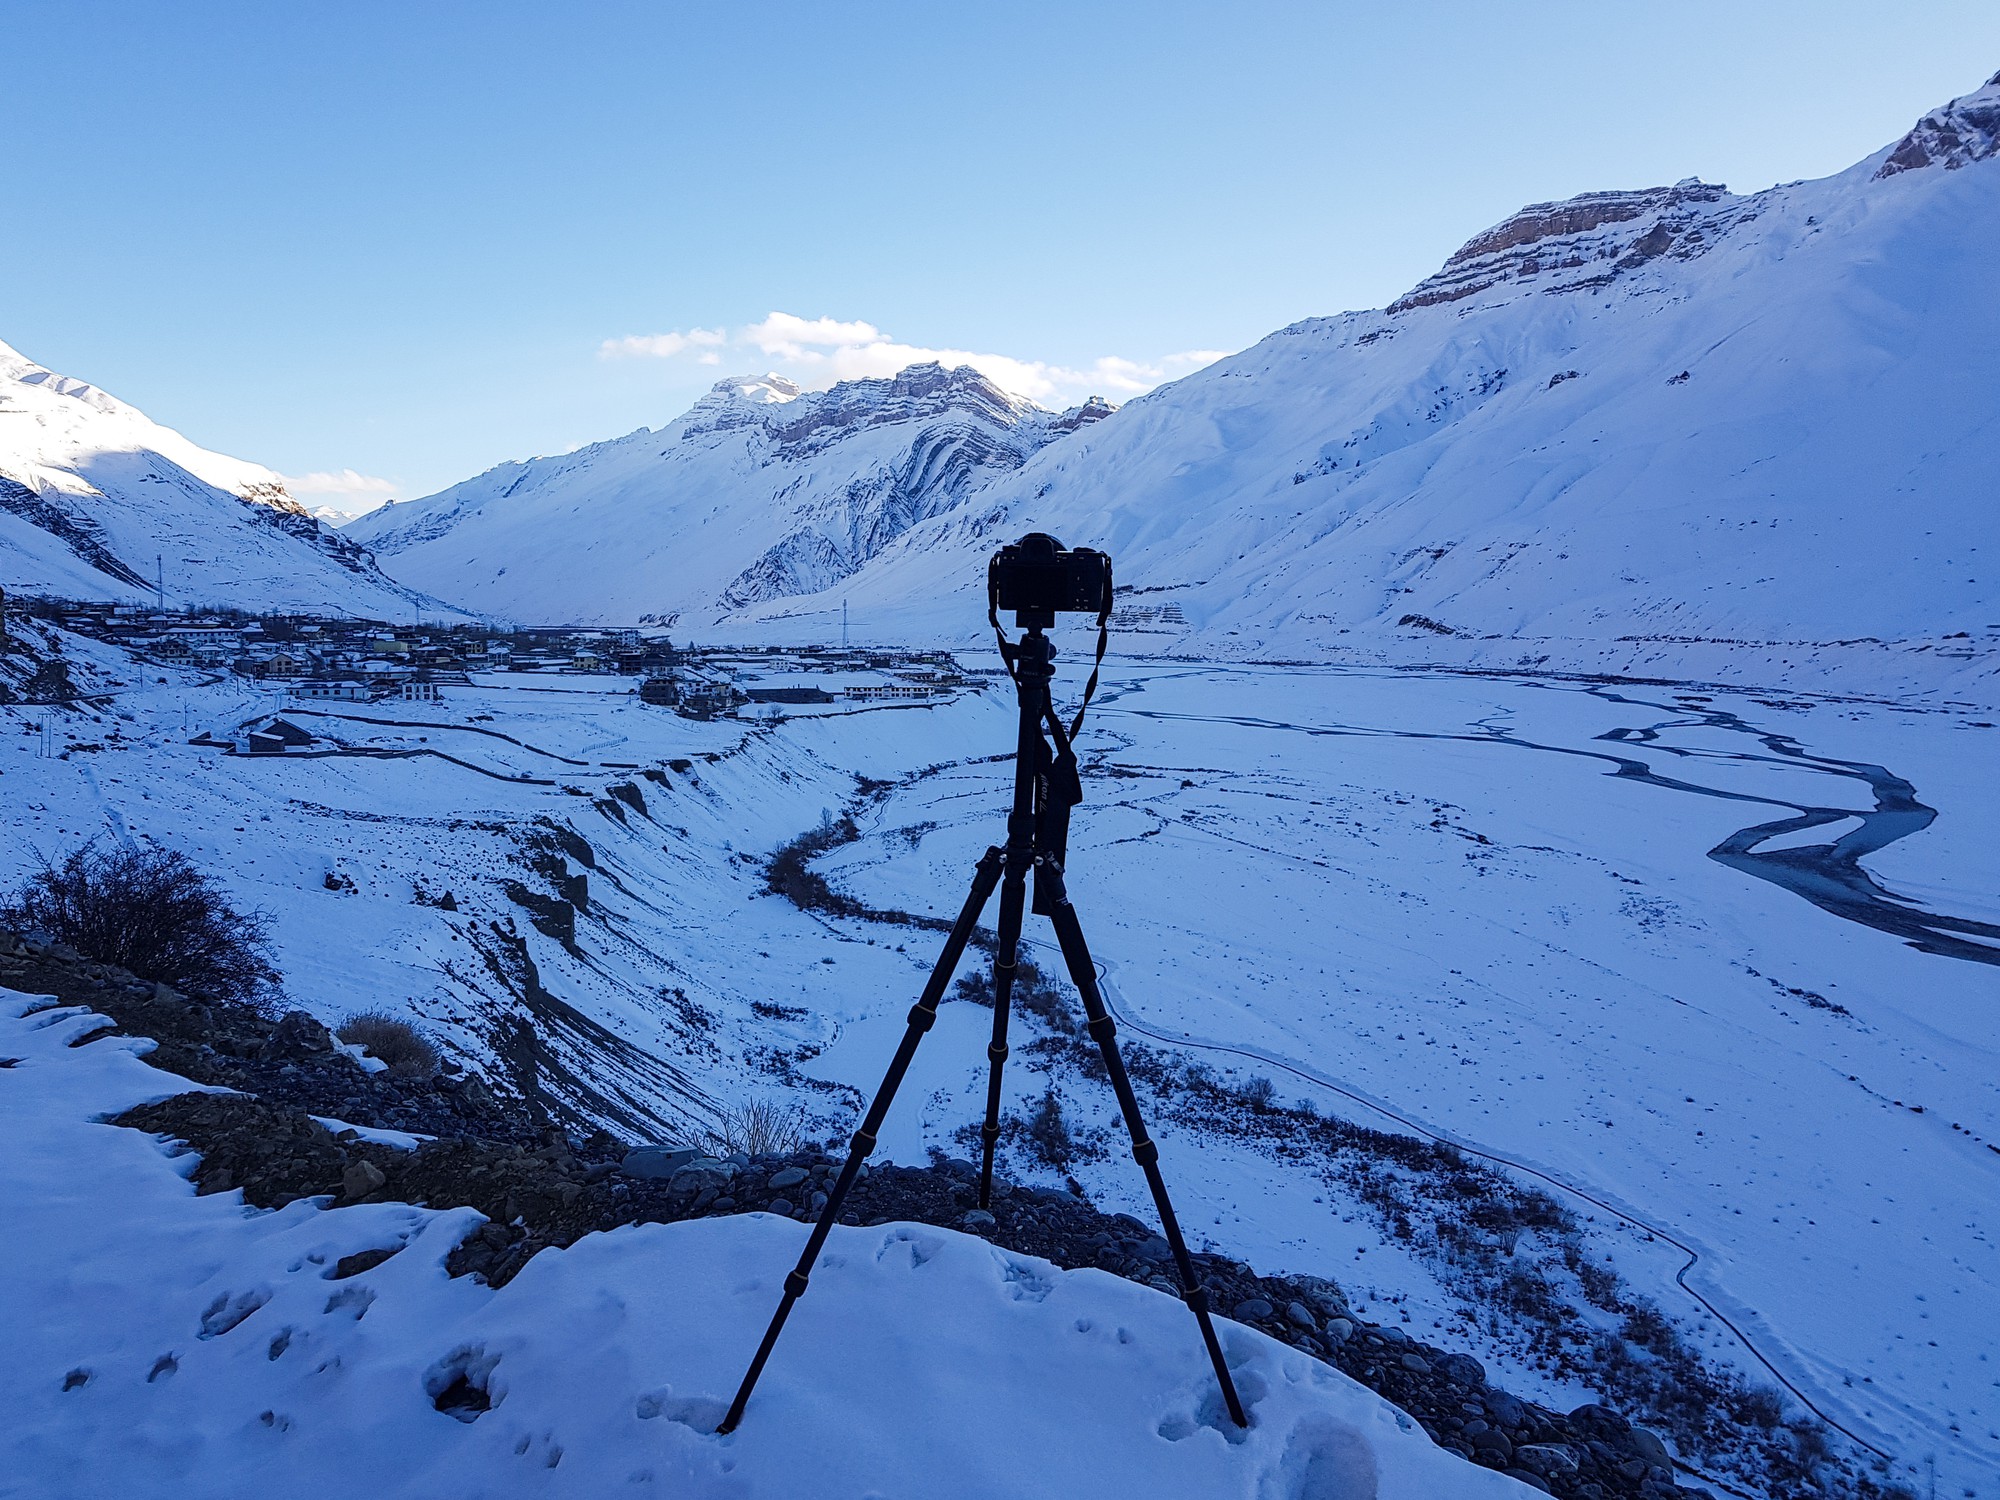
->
[5, 2, 1997, 510]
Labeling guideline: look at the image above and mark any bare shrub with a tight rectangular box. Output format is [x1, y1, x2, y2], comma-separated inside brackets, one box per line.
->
[702, 1099, 807, 1157]
[5, 843, 279, 1006]
[952, 951, 1075, 1034]
[1024, 1090, 1074, 1168]
[336, 1011, 440, 1078]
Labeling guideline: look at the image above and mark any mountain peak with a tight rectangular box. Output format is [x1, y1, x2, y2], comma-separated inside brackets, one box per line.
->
[677, 372, 805, 438]
[1875, 69, 2000, 178]
[764, 363, 1044, 453]
[714, 373, 805, 404]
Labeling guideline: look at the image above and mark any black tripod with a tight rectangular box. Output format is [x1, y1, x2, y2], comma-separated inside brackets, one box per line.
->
[718, 621, 1247, 1433]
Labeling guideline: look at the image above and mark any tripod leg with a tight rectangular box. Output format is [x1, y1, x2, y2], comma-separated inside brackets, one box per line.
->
[976, 845, 1029, 1208]
[1033, 855, 1250, 1428]
[717, 845, 1004, 1434]
[979, 649, 1055, 1208]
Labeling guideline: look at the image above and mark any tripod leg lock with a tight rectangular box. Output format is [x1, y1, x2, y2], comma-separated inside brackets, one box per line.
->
[987, 1040, 1009, 1063]
[850, 1127, 878, 1155]
[907, 1003, 937, 1032]
[1085, 1015, 1116, 1044]
[1130, 1136, 1159, 1168]
[979, 1122, 1001, 1145]
[784, 1269, 811, 1299]
[1182, 1285, 1210, 1314]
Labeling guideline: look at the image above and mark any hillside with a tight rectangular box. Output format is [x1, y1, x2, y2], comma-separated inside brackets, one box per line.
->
[768, 71, 1996, 702]
[346, 364, 1113, 625]
[0, 340, 458, 619]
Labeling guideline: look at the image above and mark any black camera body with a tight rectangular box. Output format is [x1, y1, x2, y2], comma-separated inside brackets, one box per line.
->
[988, 532, 1112, 627]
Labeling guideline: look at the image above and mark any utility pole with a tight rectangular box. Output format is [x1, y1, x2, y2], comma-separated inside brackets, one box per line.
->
[155, 555, 165, 612]
[842, 598, 849, 649]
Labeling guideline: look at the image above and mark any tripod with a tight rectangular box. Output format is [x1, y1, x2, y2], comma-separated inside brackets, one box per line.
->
[718, 623, 1247, 1433]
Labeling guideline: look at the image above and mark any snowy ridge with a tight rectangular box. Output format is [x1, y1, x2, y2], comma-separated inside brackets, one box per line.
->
[0, 340, 458, 618]
[348, 363, 1112, 623]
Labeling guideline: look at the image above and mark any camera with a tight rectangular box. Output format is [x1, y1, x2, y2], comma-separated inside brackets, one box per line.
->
[987, 532, 1113, 627]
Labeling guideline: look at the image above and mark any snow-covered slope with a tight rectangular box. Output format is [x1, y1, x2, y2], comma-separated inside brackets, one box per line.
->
[738, 72, 1996, 701]
[1, 988, 1526, 1500]
[347, 364, 1113, 625]
[0, 340, 458, 618]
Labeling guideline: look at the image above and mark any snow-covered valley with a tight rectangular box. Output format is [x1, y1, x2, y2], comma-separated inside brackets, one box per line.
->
[3, 55, 1997, 1500]
[3, 624, 1992, 1494]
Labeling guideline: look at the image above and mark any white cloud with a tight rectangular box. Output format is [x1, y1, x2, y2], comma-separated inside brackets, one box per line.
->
[278, 467, 400, 519]
[739, 312, 884, 357]
[598, 328, 727, 359]
[597, 311, 1227, 407]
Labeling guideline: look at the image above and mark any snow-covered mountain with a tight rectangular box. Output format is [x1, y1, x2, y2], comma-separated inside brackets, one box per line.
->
[346, 364, 1113, 624]
[0, 340, 458, 618]
[782, 71, 1998, 699]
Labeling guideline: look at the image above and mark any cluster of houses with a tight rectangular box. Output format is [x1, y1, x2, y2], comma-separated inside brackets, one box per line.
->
[32, 600, 978, 718]
[39, 603, 691, 700]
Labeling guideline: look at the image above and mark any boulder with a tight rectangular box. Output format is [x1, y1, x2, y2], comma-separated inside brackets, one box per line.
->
[667, 1158, 735, 1196]
[621, 1146, 699, 1180]
[341, 1159, 387, 1201]
[262, 1010, 334, 1060]
[1514, 1444, 1579, 1476]
[1435, 1352, 1486, 1387]
[1627, 1425, 1672, 1468]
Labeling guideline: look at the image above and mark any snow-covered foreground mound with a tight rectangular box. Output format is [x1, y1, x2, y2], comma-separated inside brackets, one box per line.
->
[0, 990, 1526, 1499]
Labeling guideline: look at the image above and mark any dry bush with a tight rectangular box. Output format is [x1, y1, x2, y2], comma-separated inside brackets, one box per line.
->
[337, 1011, 440, 1078]
[5, 843, 279, 1006]
[702, 1099, 807, 1157]
[1023, 1089, 1074, 1167]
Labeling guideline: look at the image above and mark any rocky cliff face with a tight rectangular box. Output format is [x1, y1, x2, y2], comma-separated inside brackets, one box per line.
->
[718, 364, 1106, 607]
[1389, 180, 1755, 312]
[1876, 69, 2000, 176]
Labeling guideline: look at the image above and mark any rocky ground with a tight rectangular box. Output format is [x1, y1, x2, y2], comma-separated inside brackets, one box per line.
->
[3, 924, 1704, 1498]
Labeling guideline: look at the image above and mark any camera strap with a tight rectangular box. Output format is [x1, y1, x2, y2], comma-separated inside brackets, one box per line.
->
[1030, 692, 1083, 913]
[1067, 593, 1111, 741]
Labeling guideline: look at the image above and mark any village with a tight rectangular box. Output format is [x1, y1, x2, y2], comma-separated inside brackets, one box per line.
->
[12, 594, 985, 721]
